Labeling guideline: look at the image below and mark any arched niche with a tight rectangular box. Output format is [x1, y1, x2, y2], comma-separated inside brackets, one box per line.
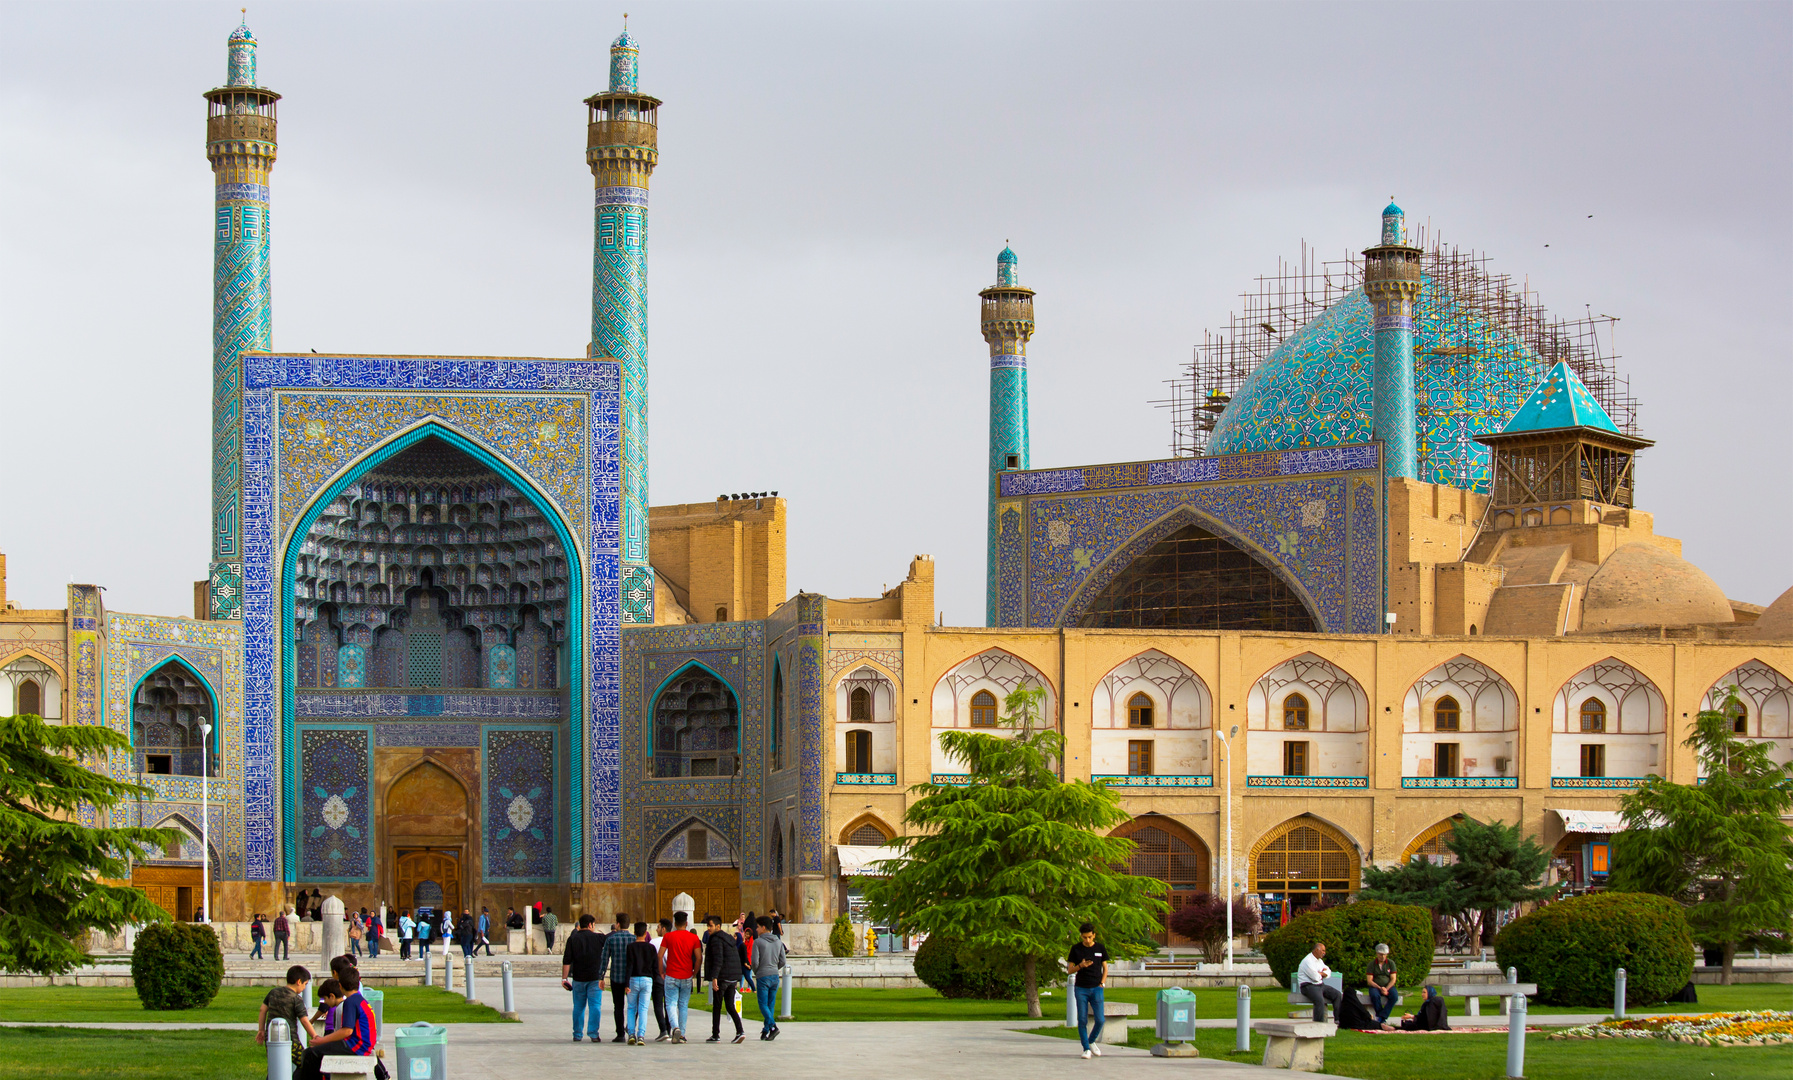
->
[838, 813, 896, 847]
[1246, 653, 1368, 779]
[1250, 816, 1362, 928]
[387, 761, 471, 916]
[651, 662, 741, 778]
[1551, 659, 1666, 779]
[1399, 816, 1464, 865]
[1401, 656, 1519, 781]
[928, 648, 1055, 778]
[1700, 659, 1792, 770]
[1090, 650, 1212, 779]
[835, 664, 897, 778]
[649, 816, 741, 921]
[1113, 814, 1212, 945]
[132, 658, 218, 778]
[2, 654, 62, 719]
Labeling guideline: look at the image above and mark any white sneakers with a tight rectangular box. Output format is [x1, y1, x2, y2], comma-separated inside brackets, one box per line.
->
[1081, 1049, 1092, 1059]
[1091, 1045, 1102, 1056]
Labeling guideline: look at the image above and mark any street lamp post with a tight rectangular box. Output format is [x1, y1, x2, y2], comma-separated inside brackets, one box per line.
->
[200, 722, 212, 923]
[1215, 723, 1240, 972]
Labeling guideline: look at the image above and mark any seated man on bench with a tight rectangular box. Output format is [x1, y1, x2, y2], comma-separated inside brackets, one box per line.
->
[297, 969, 377, 1080]
[1295, 942, 1341, 1023]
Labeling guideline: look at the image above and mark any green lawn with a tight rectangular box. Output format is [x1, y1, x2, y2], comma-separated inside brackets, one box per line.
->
[0, 1028, 262, 1080]
[1031, 1023, 1793, 1079]
[756, 981, 1789, 1022]
[0, 984, 510, 1024]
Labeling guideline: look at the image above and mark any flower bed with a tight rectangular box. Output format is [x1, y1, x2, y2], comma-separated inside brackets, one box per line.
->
[1549, 1010, 1793, 1047]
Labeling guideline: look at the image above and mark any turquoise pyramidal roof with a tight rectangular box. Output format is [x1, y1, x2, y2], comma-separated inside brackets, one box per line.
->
[1501, 361, 1621, 434]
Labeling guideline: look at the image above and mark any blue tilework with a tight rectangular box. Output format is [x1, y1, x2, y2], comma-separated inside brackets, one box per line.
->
[1500, 361, 1622, 434]
[796, 597, 826, 874]
[236, 353, 620, 882]
[999, 445, 1380, 497]
[592, 186, 653, 622]
[484, 726, 557, 882]
[212, 186, 273, 600]
[375, 723, 480, 747]
[987, 362, 1028, 625]
[297, 725, 373, 881]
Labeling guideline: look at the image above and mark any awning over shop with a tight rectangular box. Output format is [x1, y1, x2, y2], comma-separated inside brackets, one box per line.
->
[1550, 808, 1627, 834]
[837, 845, 901, 877]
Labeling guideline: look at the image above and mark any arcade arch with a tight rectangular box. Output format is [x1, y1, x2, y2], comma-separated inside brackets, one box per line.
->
[929, 649, 1055, 777]
[1090, 650, 1212, 779]
[1250, 816, 1361, 926]
[1701, 660, 1793, 770]
[1552, 659, 1665, 779]
[1246, 654, 1367, 778]
[1401, 656, 1519, 781]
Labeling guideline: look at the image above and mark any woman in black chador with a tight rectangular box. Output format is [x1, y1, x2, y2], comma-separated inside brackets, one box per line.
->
[1398, 986, 1450, 1031]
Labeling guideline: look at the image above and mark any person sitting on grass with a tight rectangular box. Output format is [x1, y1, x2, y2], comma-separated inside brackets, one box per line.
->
[296, 969, 377, 1080]
[257, 964, 318, 1074]
[1398, 986, 1451, 1031]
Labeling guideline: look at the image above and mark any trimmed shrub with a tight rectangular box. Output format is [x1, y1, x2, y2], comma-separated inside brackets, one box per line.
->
[1167, 894, 1263, 963]
[913, 932, 1027, 1000]
[1260, 900, 1434, 990]
[1495, 892, 1693, 1007]
[829, 913, 856, 958]
[131, 921, 224, 1010]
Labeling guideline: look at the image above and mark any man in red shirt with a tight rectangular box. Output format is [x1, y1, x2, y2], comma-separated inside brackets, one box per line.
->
[297, 968, 377, 1080]
[657, 911, 705, 1043]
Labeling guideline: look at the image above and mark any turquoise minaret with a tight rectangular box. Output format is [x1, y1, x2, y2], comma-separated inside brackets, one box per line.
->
[205, 18, 279, 619]
[1363, 201, 1422, 480]
[982, 246, 1035, 625]
[586, 25, 659, 622]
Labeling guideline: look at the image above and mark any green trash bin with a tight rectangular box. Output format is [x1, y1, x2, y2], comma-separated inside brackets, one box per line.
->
[361, 988, 384, 1031]
[395, 1021, 447, 1080]
[1156, 986, 1198, 1041]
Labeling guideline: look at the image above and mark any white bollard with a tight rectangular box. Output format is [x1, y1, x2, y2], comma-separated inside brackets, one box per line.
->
[1614, 967, 1626, 1019]
[1505, 992, 1527, 1078]
[778, 965, 793, 1019]
[424, 947, 433, 987]
[502, 960, 515, 1015]
[1236, 984, 1251, 1053]
[1501, 965, 1518, 1015]
[266, 1017, 290, 1080]
[304, 979, 315, 1011]
[445, 948, 454, 993]
[1065, 974, 1077, 1027]
[464, 955, 477, 1003]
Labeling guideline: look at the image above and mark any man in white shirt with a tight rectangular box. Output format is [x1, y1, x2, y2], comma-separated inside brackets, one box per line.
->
[1296, 942, 1341, 1023]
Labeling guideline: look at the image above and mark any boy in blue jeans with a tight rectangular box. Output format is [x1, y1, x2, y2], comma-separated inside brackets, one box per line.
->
[1067, 922, 1109, 1058]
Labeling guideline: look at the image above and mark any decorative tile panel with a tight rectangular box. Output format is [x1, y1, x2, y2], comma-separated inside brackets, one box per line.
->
[1091, 774, 1214, 787]
[1401, 776, 1518, 789]
[484, 726, 557, 882]
[1245, 775, 1370, 788]
[1549, 776, 1645, 789]
[297, 725, 373, 881]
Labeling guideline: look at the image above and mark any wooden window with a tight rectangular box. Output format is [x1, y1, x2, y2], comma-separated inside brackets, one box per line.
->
[850, 686, 872, 722]
[1729, 702, 1749, 735]
[1579, 743, 1605, 777]
[970, 690, 998, 727]
[715, 606, 728, 622]
[1283, 740, 1309, 776]
[1434, 742, 1460, 778]
[1579, 698, 1606, 733]
[849, 822, 888, 845]
[1127, 692, 1155, 729]
[846, 729, 872, 774]
[1434, 696, 1460, 732]
[17, 679, 41, 717]
[1127, 739, 1154, 776]
[1283, 693, 1309, 731]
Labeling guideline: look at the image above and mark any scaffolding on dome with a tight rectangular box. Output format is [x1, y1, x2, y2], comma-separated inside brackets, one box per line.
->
[1161, 229, 1639, 489]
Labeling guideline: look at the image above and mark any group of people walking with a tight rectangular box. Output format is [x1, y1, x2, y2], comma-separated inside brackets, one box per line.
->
[561, 911, 787, 1045]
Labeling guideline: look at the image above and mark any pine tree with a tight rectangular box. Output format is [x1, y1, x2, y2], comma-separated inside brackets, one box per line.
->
[1361, 817, 1554, 945]
[862, 686, 1167, 1017]
[1610, 692, 1793, 984]
[0, 712, 178, 974]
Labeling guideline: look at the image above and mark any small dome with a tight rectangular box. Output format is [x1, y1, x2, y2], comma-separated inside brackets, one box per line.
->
[1580, 543, 1733, 632]
[998, 246, 1017, 264]
[229, 21, 255, 43]
[1383, 201, 1403, 217]
[1744, 585, 1793, 640]
[612, 28, 638, 49]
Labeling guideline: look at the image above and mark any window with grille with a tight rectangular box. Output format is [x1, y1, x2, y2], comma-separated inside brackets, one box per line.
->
[850, 686, 872, 722]
[1128, 739, 1154, 776]
[846, 729, 873, 774]
[1253, 823, 1355, 894]
[131, 664, 214, 778]
[17, 679, 41, 717]
[688, 829, 708, 861]
[970, 690, 998, 727]
[1123, 824, 1208, 892]
[1434, 696, 1460, 731]
[1579, 699, 1606, 733]
[1434, 742, 1460, 778]
[1579, 743, 1605, 777]
[1729, 702, 1749, 734]
[1283, 693, 1309, 730]
[408, 632, 443, 687]
[1127, 693, 1154, 728]
[1077, 523, 1317, 631]
[849, 823, 888, 845]
[1283, 740, 1309, 776]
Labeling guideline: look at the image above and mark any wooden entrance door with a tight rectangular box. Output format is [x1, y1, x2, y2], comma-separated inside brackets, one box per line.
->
[396, 848, 462, 914]
[655, 868, 741, 923]
[131, 865, 204, 921]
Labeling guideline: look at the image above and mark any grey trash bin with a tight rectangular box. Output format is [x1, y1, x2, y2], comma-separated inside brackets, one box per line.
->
[361, 988, 384, 1030]
[395, 1021, 447, 1080]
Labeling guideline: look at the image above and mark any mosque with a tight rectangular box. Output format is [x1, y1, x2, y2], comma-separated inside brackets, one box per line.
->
[3, 22, 1789, 935]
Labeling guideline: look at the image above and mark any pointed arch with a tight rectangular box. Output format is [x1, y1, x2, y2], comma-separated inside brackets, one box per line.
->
[647, 814, 739, 868]
[1112, 813, 1212, 943]
[1400, 816, 1465, 864]
[651, 660, 741, 778]
[278, 419, 587, 875]
[1091, 650, 1213, 779]
[131, 656, 220, 775]
[929, 646, 1057, 728]
[1551, 658, 1666, 779]
[838, 812, 896, 847]
[1250, 815, 1361, 926]
[150, 812, 223, 875]
[1247, 653, 1368, 779]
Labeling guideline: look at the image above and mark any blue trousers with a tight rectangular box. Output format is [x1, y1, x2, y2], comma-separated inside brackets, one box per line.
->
[665, 977, 694, 1033]
[251, 939, 263, 958]
[1368, 985, 1399, 1023]
[626, 976, 653, 1039]
[570, 979, 601, 1039]
[756, 973, 779, 1033]
[1075, 985, 1105, 1051]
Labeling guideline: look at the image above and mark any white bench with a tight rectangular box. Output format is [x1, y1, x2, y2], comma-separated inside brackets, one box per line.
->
[1286, 972, 1343, 1018]
[1254, 1020, 1336, 1072]
[1437, 981, 1537, 1017]
[319, 1056, 378, 1079]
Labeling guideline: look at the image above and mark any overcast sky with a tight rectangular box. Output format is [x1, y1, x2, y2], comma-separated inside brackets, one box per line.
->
[2, 1, 1788, 623]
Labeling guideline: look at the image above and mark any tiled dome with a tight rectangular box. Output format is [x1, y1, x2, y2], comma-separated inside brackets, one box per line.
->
[1204, 280, 1551, 491]
[229, 21, 255, 43]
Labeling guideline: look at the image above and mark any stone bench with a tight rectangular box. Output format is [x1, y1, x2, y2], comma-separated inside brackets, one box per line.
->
[1437, 981, 1537, 1017]
[1254, 1020, 1336, 1072]
[1286, 973, 1343, 1018]
[319, 1056, 379, 1079]
[1100, 1001, 1139, 1044]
